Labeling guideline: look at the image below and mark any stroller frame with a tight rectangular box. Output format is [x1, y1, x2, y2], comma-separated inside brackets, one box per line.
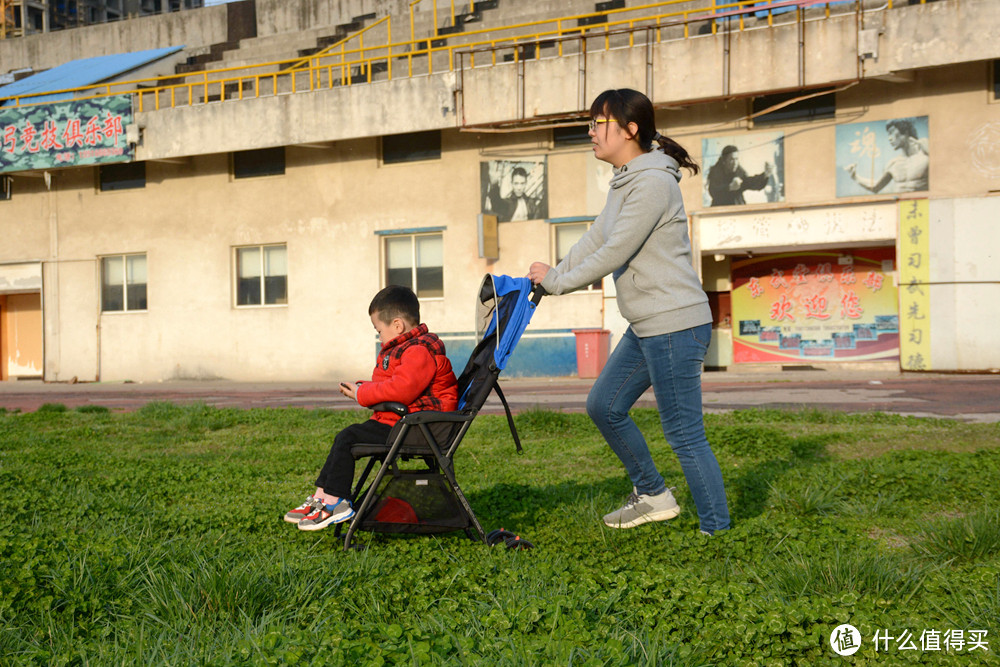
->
[337, 277, 542, 551]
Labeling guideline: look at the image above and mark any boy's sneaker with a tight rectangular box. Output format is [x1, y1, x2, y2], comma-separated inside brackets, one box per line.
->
[283, 496, 323, 524]
[298, 499, 355, 531]
[603, 487, 680, 529]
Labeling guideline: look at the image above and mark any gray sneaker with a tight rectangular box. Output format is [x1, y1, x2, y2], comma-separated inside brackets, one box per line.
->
[603, 487, 680, 529]
[297, 498, 355, 531]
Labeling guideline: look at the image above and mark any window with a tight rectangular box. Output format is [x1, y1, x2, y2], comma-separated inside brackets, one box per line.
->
[101, 254, 147, 312]
[382, 130, 441, 164]
[383, 233, 443, 298]
[752, 90, 835, 125]
[553, 221, 601, 290]
[553, 125, 592, 146]
[233, 147, 285, 179]
[99, 162, 146, 191]
[235, 244, 287, 306]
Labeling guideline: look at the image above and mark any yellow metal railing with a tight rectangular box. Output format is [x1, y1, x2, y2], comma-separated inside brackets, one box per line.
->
[0, 0, 867, 110]
[285, 13, 394, 72]
[283, 0, 474, 74]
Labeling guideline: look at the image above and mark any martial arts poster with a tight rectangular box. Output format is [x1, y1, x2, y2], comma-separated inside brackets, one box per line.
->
[836, 116, 929, 197]
[702, 131, 784, 207]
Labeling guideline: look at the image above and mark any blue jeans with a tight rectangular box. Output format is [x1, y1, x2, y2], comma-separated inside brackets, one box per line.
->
[586, 324, 730, 533]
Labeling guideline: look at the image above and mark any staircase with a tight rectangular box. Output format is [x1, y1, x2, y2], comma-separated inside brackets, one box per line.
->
[136, 0, 797, 111]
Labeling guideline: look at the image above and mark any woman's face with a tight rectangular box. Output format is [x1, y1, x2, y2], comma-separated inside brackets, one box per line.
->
[589, 114, 638, 168]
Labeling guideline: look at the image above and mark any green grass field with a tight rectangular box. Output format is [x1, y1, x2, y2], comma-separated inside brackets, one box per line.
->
[1, 403, 998, 665]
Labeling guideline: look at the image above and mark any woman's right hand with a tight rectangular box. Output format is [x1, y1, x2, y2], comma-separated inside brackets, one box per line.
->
[527, 262, 551, 285]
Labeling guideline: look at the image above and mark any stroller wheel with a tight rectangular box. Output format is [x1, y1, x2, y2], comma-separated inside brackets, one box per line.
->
[505, 535, 534, 550]
[486, 528, 516, 547]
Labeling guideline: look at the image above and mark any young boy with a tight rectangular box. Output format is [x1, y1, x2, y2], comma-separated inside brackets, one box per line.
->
[285, 285, 458, 531]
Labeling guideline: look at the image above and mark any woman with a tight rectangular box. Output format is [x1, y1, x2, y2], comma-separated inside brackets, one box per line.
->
[527, 89, 730, 535]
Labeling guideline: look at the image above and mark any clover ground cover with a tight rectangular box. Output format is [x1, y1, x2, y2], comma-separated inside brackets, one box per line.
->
[1, 404, 998, 665]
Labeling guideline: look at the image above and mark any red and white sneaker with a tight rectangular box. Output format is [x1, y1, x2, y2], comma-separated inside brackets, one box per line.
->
[283, 496, 323, 524]
[297, 499, 355, 531]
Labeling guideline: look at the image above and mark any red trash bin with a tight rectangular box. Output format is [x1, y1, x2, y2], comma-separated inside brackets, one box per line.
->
[572, 329, 610, 379]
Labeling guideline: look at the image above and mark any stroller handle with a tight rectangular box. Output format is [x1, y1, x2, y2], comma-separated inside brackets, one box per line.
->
[529, 283, 546, 305]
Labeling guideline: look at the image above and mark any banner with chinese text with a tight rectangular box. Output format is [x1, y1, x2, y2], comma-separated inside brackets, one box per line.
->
[898, 200, 931, 370]
[0, 95, 133, 173]
[732, 249, 899, 363]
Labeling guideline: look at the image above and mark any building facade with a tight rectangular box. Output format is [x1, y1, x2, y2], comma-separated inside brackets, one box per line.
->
[0, 0, 998, 383]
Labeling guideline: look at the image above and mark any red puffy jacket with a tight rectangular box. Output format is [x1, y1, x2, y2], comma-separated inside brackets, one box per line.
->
[355, 324, 458, 426]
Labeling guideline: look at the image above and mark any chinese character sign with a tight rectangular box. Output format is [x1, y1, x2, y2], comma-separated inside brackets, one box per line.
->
[732, 249, 900, 363]
[836, 116, 929, 197]
[0, 95, 133, 173]
[898, 199, 931, 371]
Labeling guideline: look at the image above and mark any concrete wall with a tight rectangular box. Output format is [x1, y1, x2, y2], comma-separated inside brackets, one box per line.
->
[871, 0, 1000, 75]
[927, 196, 1000, 370]
[254, 0, 408, 37]
[136, 71, 459, 159]
[0, 5, 229, 72]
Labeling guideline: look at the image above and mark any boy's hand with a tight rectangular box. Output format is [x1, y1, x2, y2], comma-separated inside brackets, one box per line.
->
[339, 382, 358, 401]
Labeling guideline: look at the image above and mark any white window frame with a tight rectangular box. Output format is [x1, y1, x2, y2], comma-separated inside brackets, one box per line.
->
[100, 253, 148, 313]
[550, 219, 602, 292]
[380, 230, 445, 299]
[233, 243, 288, 308]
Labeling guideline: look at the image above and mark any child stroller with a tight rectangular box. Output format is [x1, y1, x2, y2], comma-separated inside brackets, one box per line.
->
[337, 274, 543, 550]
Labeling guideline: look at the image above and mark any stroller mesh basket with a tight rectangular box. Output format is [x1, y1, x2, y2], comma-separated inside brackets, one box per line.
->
[357, 467, 469, 534]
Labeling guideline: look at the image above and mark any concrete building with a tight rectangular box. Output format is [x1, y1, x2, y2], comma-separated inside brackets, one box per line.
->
[0, 0, 998, 383]
[0, 1, 204, 39]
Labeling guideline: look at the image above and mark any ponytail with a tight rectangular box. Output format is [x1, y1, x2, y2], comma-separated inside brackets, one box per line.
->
[652, 131, 700, 175]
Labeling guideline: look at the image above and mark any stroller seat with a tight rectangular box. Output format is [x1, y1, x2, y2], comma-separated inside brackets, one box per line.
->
[336, 275, 542, 551]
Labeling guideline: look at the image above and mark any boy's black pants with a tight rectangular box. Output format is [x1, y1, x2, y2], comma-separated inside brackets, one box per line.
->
[314, 419, 393, 501]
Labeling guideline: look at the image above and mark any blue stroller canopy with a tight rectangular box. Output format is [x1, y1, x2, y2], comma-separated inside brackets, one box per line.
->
[457, 274, 540, 412]
[476, 274, 539, 372]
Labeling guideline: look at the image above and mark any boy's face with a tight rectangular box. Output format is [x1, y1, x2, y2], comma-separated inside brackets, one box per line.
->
[371, 311, 407, 346]
[511, 174, 527, 198]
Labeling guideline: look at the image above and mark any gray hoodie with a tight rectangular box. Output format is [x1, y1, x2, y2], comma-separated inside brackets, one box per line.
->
[540, 149, 711, 337]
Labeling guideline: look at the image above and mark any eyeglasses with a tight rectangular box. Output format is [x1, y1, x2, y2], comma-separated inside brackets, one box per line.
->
[588, 118, 616, 131]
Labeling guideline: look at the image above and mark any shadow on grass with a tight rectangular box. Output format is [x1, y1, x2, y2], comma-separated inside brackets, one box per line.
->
[726, 432, 833, 522]
[463, 430, 839, 532]
[350, 422, 842, 544]
[467, 477, 630, 530]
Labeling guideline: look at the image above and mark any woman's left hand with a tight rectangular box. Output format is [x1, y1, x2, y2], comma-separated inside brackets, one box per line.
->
[527, 262, 551, 285]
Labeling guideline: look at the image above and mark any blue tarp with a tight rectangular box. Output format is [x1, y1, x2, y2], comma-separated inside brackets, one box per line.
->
[0, 46, 184, 105]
